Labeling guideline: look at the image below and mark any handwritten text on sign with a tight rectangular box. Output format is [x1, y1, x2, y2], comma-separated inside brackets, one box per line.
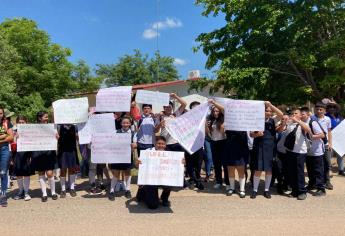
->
[77, 113, 115, 144]
[91, 133, 131, 163]
[332, 120, 345, 157]
[96, 86, 132, 112]
[17, 124, 57, 152]
[138, 150, 184, 187]
[53, 97, 89, 124]
[166, 102, 209, 154]
[224, 100, 265, 131]
[135, 90, 170, 106]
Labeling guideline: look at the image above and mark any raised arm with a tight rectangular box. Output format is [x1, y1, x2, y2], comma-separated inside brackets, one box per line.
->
[208, 99, 225, 113]
[170, 93, 187, 113]
[265, 101, 284, 121]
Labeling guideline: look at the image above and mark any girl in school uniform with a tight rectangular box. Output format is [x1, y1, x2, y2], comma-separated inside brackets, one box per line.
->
[13, 115, 34, 201]
[209, 100, 248, 198]
[108, 116, 137, 201]
[57, 124, 79, 198]
[30, 111, 58, 202]
[250, 102, 283, 199]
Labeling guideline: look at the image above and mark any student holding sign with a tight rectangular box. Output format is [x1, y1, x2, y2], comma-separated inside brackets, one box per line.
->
[250, 102, 283, 199]
[30, 111, 59, 202]
[108, 116, 137, 201]
[57, 124, 79, 198]
[136, 136, 174, 209]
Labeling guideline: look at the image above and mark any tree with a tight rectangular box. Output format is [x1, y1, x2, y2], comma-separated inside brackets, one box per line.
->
[71, 60, 102, 92]
[194, 0, 345, 104]
[96, 50, 178, 87]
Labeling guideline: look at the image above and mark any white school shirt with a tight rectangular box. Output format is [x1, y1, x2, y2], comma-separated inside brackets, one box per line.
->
[311, 115, 331, 135]
[307, 118, 325, 156]
[137, 115, 155, 145]
[285, 122, 308, 154]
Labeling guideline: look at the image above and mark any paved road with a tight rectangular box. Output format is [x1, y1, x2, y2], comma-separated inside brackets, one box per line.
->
[2, 172, 345, 236]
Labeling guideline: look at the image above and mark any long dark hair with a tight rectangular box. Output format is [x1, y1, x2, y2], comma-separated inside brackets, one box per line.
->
[208, 106, 224, 132]
[36, 111, 48, 123]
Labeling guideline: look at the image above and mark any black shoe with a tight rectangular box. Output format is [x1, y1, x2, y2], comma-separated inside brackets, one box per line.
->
[125, 190, 132, 199]
[297, 193, 307, 200]
[226, 189, 234, 196]
[60, 191, 66, 198]
[108, 192, 115, 201]
[313, 189, 326, 197]
[70, 189, 77, 197]
[325, 181, 333, 190]
[90, 185, 102, 195]
[162, 200, 171, 207]
[195, 182, 204, 190]
[339, 171, 345, 176]
[306, 185, 316, 191]
[239, 191, 246, 198]
[100, 183, 106, 191]
[41, 196, 48, 202]
[0, 195, 8, 207]
[264, 191, 271, 199]
[250, 191, 257, 199]
[277, 187, 284, 195]
[52, 194, 58, 200]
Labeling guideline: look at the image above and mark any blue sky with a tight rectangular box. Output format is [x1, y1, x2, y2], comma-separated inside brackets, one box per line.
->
[0, 0, 225, 80]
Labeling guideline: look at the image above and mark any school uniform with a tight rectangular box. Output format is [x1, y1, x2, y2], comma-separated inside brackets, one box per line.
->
[275, 129, 290, 190]
[223, 130, 249, 167]
[109, 128, 136, 170]
[252, 118, 276, 172]
[136, 114, 155, 156]
[285, 122, 308, 196]
[306, 119, 325, 191]
[57, 125, 79, 169]
[31, 150, 57, 172]
[14, 151, 34, 176]
[185, 148, 204, 185]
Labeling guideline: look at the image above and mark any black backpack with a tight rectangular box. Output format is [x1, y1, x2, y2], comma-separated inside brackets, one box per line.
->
[284, 124, 299, 150]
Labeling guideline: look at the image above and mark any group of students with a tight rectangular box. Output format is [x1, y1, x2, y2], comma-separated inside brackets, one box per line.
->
[0, 94, 343, 208]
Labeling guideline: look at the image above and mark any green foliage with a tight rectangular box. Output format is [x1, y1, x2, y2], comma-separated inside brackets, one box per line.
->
[72, 60, 102, 92]
[195, 0, 345, 104]
[96, 50, 178, 86]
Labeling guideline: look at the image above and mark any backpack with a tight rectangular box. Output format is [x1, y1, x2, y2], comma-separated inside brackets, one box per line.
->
[284, 124, 299, 150]
[309, 118, 328, 144]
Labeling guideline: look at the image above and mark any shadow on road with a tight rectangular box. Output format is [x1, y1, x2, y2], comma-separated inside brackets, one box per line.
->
[125, 198, 173, 214]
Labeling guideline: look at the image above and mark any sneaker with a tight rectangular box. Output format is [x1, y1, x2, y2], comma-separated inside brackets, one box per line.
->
[339, 171, 345, 176]
[70, 189, 77, 197]
[60, 191, 66, 198]
[195, 182, 204, 190]
[226, 189, 234, 196]
[13, 192, 25, 200]
[41, 196, 48, 202]
[108, 192, 115, 201]
[0, 196, 8, 207]
[313, 189, 326, 197]
[213, 183, 222, 189]
[90, 185, 102, 195]
[52, 194, 58, 200]
[239, 191, 246, 198]
[264, 191, 271, 199]
[297, 193, 307, 200]
[250, 191, 257, 199]
[225, 185, 231, 191]
[24, 194, 31, 201]
[162, 200, 171, 207]
[325, 181, 333, 190]
[125, 190, 132, 199]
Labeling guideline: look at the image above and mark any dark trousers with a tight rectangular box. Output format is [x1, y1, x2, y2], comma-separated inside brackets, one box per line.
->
[136, 185, 171, 209]
[287, 151, 306, 195]
[185, 148, 203, 183]
[210, 140, 229, 185]
[166, 143, 184, 152]
[272, 152, 289, 189]
[137, 143, 154, 157]
[323, 149, 330, 183]
[306, 155, 325, 190]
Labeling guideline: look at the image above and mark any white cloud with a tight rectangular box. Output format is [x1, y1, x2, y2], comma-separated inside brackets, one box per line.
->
[174, 58, 187, 66]
[143, 29, 160, 39]
[143, 17, 182, 40]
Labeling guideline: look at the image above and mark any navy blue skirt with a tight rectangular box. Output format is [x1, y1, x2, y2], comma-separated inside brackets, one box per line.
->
[58, 151, 79, 169]
[31, 151, 57, 172]
[109, 156, 134, 170]
[14, 152, 35, 176]
[222, 131, 249, 166]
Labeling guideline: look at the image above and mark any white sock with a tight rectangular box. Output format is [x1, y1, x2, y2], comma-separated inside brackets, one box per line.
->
[23, 177, 30, 194]
[265, 175, 272, 191]
[89, 170, 96, 185]
[124, 176, 131, 191]
[39, 176, 47, 197]
[110, 177, 118, 193]
[229, 178, 235, 190]
[69, 174, 76, 190]
[253, 176, 260, 192]
[60, 177, 66, 191]
[17, 178, 24, 194]
[239, 178, 246, 192]
[48, 177, 56, 195]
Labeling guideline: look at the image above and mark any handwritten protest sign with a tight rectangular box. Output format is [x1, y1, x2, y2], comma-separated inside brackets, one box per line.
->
[96, 86, 132, 112]
[224, 100, 265, 131]
[17, 124, 57, 152]
[332, 120, 345, 157]
[135, 90, 170, 106]
[91, 133, 131, 163]
[166, 102, 209, 154]
[77, 113, 115, 144]
[138, 150, 184, 187]
[53, 97, 89, 124]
